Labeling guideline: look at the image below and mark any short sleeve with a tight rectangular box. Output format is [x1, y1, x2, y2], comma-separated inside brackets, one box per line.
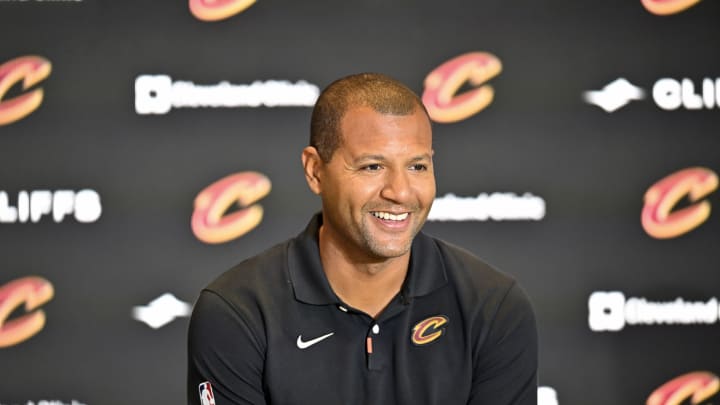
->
[469, 282, 538, 405]
[187, 290, 267, 405]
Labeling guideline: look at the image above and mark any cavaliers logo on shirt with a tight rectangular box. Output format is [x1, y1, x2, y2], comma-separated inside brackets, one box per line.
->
[411, 315, 449, 346]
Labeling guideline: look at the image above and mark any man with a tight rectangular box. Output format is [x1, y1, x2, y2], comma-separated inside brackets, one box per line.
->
[188, 73, 538, 404]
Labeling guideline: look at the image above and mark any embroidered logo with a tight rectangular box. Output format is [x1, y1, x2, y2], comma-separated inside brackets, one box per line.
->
[296, 332, 334, 349]
[411, 315, 449, 346]
[199, 381, 216, 405]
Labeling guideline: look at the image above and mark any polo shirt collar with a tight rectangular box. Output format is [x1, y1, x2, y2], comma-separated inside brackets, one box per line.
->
[287, 213, 448, 305]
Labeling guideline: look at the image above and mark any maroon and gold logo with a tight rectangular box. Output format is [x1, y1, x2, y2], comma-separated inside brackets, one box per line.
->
[641, 0, 702, 15]
[0, 55, 51, 126]
[189, 0, 256, 21]
[641, 167, 718, 239]
[0, 276, 54, 348]
[191, 171, 271, 244]
[422, 52, 502, 123]
[411, 315, 449, 346]
[647, 371, 720, 405]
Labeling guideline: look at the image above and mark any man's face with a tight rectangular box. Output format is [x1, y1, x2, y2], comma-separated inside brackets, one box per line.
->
[315, 105, 436, 261]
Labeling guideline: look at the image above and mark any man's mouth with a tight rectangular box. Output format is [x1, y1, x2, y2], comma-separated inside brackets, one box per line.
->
[371, 211, 409, 221]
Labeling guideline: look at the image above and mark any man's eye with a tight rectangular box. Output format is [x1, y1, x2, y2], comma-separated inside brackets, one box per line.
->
[363, 164, 382, 171]
[410, 164, 428, 171]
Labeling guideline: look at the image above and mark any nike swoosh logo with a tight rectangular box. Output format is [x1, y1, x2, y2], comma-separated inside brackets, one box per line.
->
[296, 332, 334, 349]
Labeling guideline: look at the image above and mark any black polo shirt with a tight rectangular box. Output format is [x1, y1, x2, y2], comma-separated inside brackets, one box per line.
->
[188, 214, 537, 405]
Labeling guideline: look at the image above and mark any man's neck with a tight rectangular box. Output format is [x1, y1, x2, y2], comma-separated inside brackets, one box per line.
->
[318, 225, 410, 319]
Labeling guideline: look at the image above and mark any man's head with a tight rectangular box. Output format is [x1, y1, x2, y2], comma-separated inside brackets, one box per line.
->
[310, 73, 429, 163]
[302, 73, 435, 262]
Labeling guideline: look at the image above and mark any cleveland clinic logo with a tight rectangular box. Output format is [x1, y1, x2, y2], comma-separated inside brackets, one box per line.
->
[427, 192, 546, 222]
[584, 77, 720, 112]
[134, 75, 319, 114]
[0, 56, 51, 126]
[4, 401, 87, 405]
[588, 291, 720, 332]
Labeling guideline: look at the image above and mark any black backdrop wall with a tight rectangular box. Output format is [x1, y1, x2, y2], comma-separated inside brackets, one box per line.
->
[1, 1, 719, 404]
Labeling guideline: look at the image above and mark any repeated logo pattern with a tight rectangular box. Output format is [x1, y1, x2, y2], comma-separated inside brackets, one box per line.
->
[422, 52, 501, 123]
[0, 277, 54, 348]
[642, 167, 718, 239]
[641, 0, 703, 15]
[191, 172, 272, 244]
[646, 372, 719, 405]
[189, 0, 256, 21]
[0, 56, 51, 126]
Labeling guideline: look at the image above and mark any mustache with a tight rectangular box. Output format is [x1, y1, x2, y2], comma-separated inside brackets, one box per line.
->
[365, 205, 420, 212]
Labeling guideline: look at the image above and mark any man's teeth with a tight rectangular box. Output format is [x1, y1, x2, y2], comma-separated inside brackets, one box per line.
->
[372, 212, 409, 221]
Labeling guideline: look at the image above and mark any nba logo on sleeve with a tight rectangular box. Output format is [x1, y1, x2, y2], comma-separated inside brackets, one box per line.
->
[199, 381, 216, 405]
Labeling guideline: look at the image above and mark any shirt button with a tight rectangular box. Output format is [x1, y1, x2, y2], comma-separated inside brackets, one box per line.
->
[372, 324, 380, 334]
[338, 305, 348, 312]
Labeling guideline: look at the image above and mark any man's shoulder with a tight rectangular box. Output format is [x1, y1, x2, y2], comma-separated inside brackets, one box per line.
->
[204, 239, 291, 302]
[426, 234, 517, 294]
[425, 234, 534, 336]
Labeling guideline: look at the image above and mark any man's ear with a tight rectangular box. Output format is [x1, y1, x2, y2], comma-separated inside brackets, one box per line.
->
[301, 146, 323, 195]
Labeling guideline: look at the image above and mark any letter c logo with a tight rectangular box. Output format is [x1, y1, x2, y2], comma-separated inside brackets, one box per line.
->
[422, 52, 502, 123]
[0, 276, 54, 348]
[411, 315, 449, 345]
[0, 56, 52, 126]
[642, 167, 718, 239]
[191, 172, 272, 244]
[647, 371, 720, 405]
[189, 0, 256, 21]
[641, 0, 702, 15]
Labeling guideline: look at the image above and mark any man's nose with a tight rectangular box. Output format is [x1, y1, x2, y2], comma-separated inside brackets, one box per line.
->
[380, 169, 411, 203]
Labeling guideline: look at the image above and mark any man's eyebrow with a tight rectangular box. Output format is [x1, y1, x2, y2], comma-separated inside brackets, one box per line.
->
[353, 154, 386, 164]
[409, 154, 432, 162]
[353, 154, 432, 164]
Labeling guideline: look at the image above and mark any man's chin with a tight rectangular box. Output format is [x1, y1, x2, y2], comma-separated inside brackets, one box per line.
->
[367, 241, 413, 260]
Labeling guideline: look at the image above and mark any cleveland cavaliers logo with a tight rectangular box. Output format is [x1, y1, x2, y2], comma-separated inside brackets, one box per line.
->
[647, 371, 720, 405]
[411, 315, 449, 346]
[0, 55, 52, 126]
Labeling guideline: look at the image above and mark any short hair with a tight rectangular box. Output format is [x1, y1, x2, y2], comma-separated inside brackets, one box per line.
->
[310, 73, 428, 162]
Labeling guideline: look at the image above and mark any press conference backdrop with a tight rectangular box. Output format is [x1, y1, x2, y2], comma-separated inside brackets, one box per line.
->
[1, 0, 719, 404]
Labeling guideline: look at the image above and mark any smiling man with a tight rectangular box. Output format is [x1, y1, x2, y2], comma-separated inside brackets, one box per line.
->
[188, 73, 538, 405]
